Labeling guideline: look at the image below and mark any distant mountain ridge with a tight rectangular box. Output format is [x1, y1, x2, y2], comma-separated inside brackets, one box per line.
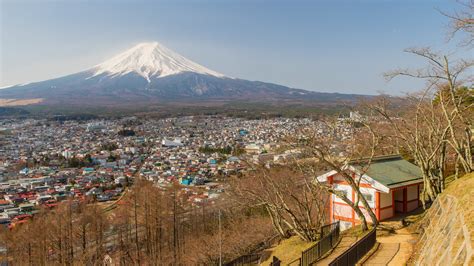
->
[0, 42, 366, 107]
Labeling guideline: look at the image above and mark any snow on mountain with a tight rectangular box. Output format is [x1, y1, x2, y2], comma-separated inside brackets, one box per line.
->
[0, 41, 365, 107]
[90, 42, 224, 82]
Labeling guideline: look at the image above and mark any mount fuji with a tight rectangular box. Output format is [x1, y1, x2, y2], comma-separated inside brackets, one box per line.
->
[0, 42, 358, 107]
[91, 42, 225, 82]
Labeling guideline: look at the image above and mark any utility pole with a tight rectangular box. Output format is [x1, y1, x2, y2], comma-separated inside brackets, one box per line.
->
[219, 209, 222, 266]
[173, 189, 178, 265]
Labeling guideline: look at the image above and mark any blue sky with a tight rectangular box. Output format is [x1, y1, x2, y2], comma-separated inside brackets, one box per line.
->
[0, 0, 471, 94]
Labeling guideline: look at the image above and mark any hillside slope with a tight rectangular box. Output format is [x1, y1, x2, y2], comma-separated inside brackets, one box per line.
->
[443, 173, 474, 243]
[413, 173, 474, 265]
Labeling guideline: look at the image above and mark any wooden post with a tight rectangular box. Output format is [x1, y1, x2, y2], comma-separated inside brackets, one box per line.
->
[329, 175, 333, 223]
[375, 192, 380, 221]
[330, 230, 333, 247]
[391, 190, 395, 218]
[403, 188, 407, 213]
[351, 189, 356, 226]
[417, 184, 420, 208]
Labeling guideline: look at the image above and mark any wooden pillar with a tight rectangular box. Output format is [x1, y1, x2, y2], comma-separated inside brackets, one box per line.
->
[351, 189, 355, 226]
[403, 187, 407, 213]
[329, 176, 333, 223]
[351, 173, 356, 225]
[391, 190, 395, 218]
[417, 184, 420, 208]
[375, 191, 380, 221]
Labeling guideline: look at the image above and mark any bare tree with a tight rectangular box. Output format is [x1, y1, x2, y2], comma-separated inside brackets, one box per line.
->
[0, 201, 109, 265]
[366, 93, 450, 206]
[0, 180, 282, 264]
[231, 166, 328, 242]
[440, 0, 474, 46]
[385, 48, 473, 176]
[290, 119, 380, 231]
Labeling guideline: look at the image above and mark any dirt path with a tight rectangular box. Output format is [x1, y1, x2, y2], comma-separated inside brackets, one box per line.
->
[315, 236, 358, 265]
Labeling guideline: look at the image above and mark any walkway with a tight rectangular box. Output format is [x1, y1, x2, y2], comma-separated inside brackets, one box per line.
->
[362, 225, 417, 265]
[363, 243, 399, 265]
[315, 236, 358, 265]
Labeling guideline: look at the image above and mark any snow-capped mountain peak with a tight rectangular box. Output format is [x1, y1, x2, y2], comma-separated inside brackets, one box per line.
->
[0, 41, 355, 108]
[91, 42, 224, 82]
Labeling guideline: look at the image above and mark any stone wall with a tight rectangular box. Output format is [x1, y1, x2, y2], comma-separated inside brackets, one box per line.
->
[414, 195, 473, 265]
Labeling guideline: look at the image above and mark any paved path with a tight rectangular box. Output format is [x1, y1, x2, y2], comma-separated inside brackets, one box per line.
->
[363, 243, 399, 265]
[362, 227, 416, 266]
[315, 236, 357, 265]
[385, 228, 416, 266]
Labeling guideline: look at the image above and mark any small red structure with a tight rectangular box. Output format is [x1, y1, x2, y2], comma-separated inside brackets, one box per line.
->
[317, 155, 423, 230]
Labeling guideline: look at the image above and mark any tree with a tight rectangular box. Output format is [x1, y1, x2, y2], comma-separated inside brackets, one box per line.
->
[440, 0, 474, 46]
[366, 94, 450, 205]
[290, 120, 380, 231]
[0, 201, 108, 265]
[385, 48, 473, 176]
[0, 179, 275, 265]
[118, 129, 136, 137]
[231, 166, 328, 242]
[101, 142, 118, 151]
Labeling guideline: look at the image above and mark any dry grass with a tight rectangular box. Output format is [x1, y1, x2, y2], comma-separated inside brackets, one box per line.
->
[261, 236, 315, 265]
[0, 98, 43, 106]
[343, 224, 373, 238]
[259, 226, 370, 265]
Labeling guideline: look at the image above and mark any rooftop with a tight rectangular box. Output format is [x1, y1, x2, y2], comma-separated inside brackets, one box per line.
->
[351, 155, 422, 187]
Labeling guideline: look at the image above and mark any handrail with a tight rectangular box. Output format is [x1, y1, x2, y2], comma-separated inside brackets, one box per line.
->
[300, 221, 341, 266]
[328, 226, 377, 266]
[228, 222, 341, 266]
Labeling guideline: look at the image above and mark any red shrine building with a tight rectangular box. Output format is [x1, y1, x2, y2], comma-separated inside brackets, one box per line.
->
[316, 155, 423, 230]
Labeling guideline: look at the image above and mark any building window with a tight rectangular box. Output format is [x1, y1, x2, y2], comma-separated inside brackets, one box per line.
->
[362, 193, 373, 202]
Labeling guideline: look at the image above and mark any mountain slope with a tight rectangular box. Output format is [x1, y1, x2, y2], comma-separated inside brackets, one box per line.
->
[0, 42, 364, 106]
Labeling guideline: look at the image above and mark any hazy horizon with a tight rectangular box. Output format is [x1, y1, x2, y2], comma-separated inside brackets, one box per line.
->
[1, 0, 472, 95]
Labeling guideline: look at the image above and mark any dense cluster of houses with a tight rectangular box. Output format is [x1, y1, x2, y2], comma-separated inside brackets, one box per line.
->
[0, 165, 130, 229]
[1, 116, 354, 228]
